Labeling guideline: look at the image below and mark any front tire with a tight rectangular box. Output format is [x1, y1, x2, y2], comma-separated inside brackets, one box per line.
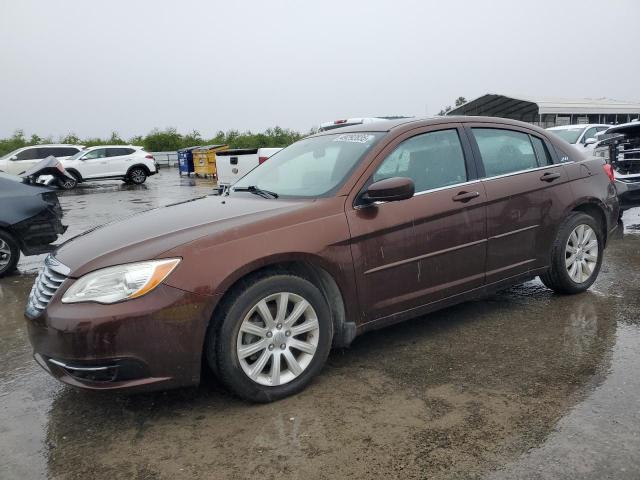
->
[0, 230, 20, 277]
[540, 212, 603, 294]
[209, 274, 333, 402]
[58, 172, 79, 190]
[128, 167, 147, 185]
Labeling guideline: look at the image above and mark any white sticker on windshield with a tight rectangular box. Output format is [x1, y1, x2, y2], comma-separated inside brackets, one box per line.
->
[333, 133, 375, 144]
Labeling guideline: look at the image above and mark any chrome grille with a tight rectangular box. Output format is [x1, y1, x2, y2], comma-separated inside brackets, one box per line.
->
[27, 255, 69, 314]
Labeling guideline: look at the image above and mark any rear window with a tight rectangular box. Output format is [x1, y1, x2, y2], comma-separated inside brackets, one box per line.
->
[530, 136, 553, 166]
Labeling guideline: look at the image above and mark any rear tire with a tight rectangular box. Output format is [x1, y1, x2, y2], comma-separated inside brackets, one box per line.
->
[540, 212, 603, 294]
[128, 167, 147, 185]
[0, 230, 20, 277]
[208, 274, 333, 402]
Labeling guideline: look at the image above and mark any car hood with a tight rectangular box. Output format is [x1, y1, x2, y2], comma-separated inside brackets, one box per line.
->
[54, 194, 310, 277]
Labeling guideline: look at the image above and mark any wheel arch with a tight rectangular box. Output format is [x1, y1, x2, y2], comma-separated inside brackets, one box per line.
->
[205, 254, 354, 365]
[65, 168, 83, 182]
[127, 163, 151, 176]
[569, 199, 609, 246]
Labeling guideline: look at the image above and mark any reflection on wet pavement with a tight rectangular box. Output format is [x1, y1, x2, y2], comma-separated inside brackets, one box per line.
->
[1, 174, 639, 479]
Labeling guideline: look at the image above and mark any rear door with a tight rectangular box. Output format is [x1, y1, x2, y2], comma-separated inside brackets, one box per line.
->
[105, 148, 134, 176]
[347, 125, 487, 322]
[466, 124, 569, 284]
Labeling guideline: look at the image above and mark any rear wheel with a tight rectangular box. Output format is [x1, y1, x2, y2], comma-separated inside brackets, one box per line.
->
[127, 167, 147, 185]
[0, 230, 20, 277]
[540, 212, 603, 294]
[209, 274, 333, 402]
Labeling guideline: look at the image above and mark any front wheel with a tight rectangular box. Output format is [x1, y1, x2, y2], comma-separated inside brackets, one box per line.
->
[209, 274, 333, 402]
[127, 167, 147, 185]
[540, 212, 603, 294]
[0, 230, 20, 277]
[58, 173, 79, 190]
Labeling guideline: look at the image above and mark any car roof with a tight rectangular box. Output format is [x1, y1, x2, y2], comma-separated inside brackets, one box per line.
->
[311, 116, 550, 136]
[84, 145, 141, 149]
[547, 124, 610, 130]
[22, 144, 84, 148]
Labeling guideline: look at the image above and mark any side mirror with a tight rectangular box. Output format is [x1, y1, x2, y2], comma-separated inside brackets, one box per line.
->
[361, 177, 415, 204]
[584, 137, 597, 146]
[10, 155, 17, 161]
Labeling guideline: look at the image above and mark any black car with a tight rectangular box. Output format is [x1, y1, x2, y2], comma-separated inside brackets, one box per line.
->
[594, 121, 640, 213]
[0, 164, 67, 276]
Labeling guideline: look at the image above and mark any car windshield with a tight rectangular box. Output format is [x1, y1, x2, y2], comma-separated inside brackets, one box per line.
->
[0, 148, 22, 161]
[232, 132, 384, 198]
[548, 128, 585, 144]
[67, 149, 88, 161]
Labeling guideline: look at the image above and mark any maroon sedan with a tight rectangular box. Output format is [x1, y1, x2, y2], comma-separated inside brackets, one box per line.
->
[25, 117, 619, 402]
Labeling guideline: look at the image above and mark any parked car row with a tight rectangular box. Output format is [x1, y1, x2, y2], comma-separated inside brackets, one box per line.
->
[23, 116, 619, 402]
[0, 144, 157, 189]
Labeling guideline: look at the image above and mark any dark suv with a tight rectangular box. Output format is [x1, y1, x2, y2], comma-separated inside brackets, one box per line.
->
[25, 117, 619, 402]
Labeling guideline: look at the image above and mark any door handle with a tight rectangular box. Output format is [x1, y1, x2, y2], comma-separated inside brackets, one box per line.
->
[540, 172, 561, 182]
[452, 191, 480, 202]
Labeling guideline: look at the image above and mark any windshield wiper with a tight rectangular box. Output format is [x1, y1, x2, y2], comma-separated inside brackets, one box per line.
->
[232, 185, 279, 199]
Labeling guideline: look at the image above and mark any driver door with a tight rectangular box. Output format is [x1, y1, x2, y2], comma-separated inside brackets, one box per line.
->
[79, 148, 108, 178]
[346, 126, 487, 323]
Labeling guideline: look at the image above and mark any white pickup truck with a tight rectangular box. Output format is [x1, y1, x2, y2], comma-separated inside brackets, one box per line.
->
[215, 147, 281, 192]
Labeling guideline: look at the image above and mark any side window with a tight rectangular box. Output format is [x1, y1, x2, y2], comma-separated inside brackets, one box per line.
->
[530, 136, 553, 166]
[38, 148, 56, 158]
[57, 147, 80, 156]
[472, 128, 538, 177]
[14, 148, 42, 161]
[82, 149, 107, 160]
[107, 148, 135, 157]
[373, 129, 467, 192]
[582, 127, 597, 143]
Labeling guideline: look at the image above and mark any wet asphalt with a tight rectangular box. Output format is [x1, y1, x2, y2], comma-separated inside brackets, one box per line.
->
[1, 169, 639, 479]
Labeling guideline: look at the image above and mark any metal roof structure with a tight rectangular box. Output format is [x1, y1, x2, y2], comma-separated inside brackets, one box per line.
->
[448, 94, 640, 117]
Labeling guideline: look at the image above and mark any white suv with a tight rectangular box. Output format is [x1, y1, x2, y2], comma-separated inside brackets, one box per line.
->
[60, 145, 157, 189]
[0, 144, 83, 175]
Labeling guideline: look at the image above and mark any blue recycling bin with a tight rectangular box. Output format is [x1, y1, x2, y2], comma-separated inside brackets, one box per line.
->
[177, 146, 199, 175]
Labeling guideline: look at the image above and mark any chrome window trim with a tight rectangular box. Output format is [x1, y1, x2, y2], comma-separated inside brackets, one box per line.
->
[354, 161, 574, 210]
[480, 161, 573, 182]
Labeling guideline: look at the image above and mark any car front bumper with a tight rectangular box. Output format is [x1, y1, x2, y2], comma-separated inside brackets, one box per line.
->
[24, 282, 220, 392]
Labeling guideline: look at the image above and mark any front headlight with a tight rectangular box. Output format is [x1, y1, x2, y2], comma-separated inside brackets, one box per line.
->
[61, 258, 180, 304]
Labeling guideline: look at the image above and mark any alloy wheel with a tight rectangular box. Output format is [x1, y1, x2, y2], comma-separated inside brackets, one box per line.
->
[565, 224, 599, 283]
[236, 292, 319, 386]
[0, 239, 11, 269]
[130, 169, 145, 184]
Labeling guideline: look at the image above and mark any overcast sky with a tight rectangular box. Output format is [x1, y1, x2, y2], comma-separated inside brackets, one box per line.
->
[0, 0, 638, 139]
